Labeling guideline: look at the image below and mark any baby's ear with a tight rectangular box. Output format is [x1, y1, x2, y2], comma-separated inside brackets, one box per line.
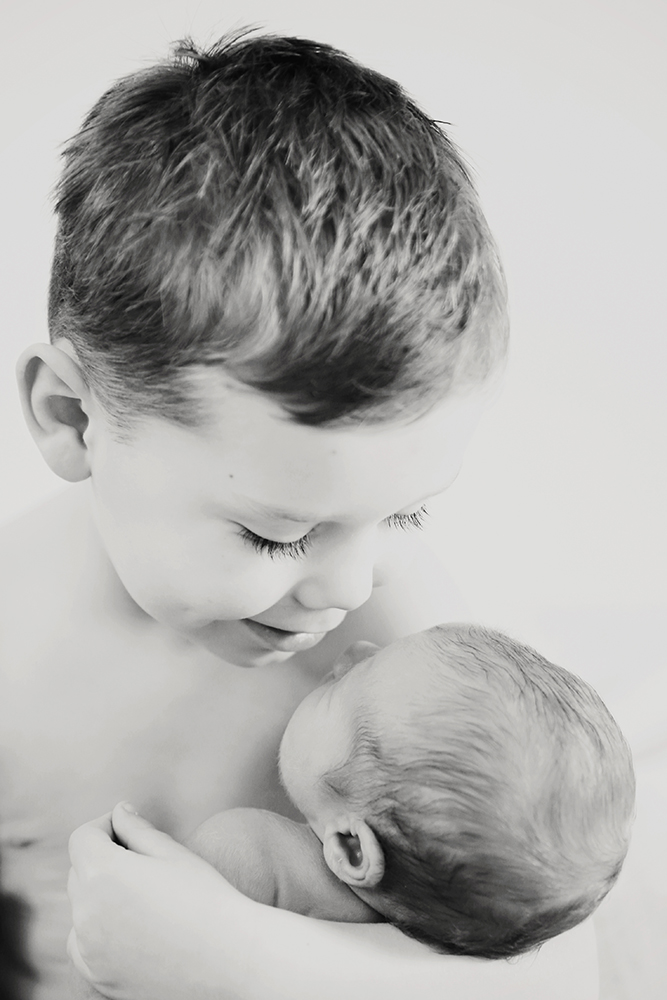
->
[16, 342, 92, 482]
[322, 819, 384, 889]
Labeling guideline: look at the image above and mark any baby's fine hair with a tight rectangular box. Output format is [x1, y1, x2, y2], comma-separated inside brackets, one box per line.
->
[49, 31, 507, 431]
[325, 623, 635, 958]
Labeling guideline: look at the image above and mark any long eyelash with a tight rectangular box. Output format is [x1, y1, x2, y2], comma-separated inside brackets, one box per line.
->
[385, 505, 429, 531]
[240, 505, 428, 558]
[238, 527, 313, 560]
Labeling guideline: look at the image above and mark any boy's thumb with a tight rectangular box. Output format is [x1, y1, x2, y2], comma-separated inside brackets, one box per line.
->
[110, 802, 187, 860]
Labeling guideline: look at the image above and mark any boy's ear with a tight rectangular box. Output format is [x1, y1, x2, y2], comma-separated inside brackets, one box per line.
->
[322, 818, 384, 889]
[16, 342, 93, 482]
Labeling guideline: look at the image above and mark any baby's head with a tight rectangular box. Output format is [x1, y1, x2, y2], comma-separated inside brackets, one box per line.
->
[279, 624, 635, 958]
[48, 31, 506, 434]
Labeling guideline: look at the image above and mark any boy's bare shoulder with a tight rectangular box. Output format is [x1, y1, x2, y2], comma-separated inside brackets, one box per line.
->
[0, 486, 91, 667]
[0, 488, 95, 861]
[0, 493, 63, 653]
[0, 485, 88, 589]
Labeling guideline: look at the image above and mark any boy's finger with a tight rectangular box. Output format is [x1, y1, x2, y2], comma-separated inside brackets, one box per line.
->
[67, 928, 91, 980]
[68, 813, 116, 870]
[66, 865, 78, 904]
[110, 801, 192, 861]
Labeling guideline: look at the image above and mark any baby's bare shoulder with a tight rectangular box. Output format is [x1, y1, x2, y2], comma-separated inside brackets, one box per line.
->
[187, 809, 379, 923]
[186, 809, 284, 906]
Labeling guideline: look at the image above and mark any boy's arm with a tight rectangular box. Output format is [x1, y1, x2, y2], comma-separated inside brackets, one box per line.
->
[68, 807, 599, 1000]
[186, 808, 380, 922]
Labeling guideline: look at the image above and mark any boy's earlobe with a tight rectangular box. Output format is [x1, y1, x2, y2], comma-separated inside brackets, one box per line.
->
[322, 819, 385, 889]
[16, 343, 93, 483]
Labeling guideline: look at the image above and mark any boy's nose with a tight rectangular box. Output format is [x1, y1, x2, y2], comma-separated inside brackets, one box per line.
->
[292, 536, 378, 613]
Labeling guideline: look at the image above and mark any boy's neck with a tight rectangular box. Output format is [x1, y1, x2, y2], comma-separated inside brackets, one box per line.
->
[67, 483, 159, 626]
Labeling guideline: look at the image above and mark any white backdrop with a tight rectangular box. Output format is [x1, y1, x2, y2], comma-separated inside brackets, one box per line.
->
[1, 3, 665, 997]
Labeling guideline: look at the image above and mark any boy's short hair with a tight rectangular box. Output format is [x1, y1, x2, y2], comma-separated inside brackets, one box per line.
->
[324, 624, 635, 958]
[49, 32, 507, 431]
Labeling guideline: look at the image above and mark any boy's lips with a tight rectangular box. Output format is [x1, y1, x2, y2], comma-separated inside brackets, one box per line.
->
[242, 619, 330, 652]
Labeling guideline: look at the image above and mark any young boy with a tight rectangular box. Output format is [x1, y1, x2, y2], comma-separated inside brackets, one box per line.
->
[185, 623, 635, 959]
[2, 31, 598, 1000]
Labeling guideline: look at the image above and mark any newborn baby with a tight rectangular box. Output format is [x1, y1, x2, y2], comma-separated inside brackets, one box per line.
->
[187, 623, 635, 958]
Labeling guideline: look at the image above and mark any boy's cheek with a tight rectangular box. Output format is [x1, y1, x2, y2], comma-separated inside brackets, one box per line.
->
[109, 560, 289, 629]
[92, 513, 298, 625]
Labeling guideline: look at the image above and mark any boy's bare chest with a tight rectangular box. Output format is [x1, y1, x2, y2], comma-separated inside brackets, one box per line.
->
[0, 612, 318, 997]
[1, 618, 315, 841]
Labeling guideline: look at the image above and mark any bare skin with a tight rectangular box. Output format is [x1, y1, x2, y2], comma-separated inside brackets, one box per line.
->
[0, 484, 461, 1000]
[3, 354, 597, 1000]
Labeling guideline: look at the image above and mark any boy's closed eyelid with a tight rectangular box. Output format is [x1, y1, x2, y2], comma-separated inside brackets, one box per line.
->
[236, 504, 430, 549]
[240, 505, 428, 538]
[227, 496, 321, 526]
[232, 497, 433, 564]
[234, 518, 316, 543]
[237, 525, 314, 559]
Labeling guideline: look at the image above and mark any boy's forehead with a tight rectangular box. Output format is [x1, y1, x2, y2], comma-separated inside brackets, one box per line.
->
[195, 373, 488, 459]
[115, 374, 489, 522]
[201, 384, 482, 512]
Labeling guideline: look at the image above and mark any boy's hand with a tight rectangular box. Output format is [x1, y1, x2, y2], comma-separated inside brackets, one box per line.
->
[68, 803, 248, 1000]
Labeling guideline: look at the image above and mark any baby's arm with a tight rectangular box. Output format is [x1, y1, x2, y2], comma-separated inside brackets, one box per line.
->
[185, 808, 380, 923]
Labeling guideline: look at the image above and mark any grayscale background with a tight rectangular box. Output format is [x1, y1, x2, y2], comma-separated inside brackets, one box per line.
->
[1, 3, 665, 997]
